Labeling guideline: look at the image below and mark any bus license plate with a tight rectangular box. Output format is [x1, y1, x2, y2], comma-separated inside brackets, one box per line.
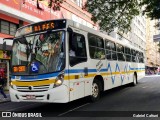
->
[26, 95, 36, 100]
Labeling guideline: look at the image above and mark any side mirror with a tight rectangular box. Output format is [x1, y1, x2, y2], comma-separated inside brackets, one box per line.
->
[67, 27, 73, 33]
[3, 41, 6, 51]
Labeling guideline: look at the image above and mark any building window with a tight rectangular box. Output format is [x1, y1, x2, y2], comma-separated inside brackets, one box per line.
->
[77, 0, 82, 7]
[71, 0, 82, 8]
[0, 19, 18, 36]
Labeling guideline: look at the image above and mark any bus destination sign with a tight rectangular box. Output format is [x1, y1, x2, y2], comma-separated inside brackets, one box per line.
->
[34, 22, 55, 32]
[13, 66, 26, 73]
[15, 19, 66, 37]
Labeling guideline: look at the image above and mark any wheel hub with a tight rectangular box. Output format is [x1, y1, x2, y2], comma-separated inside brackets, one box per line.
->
[92, 83, 99, 98]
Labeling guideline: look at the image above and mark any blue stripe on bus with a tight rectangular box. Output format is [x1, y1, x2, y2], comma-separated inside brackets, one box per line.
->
[11, 72, 59, 80]
[11, 67, 145, 80]
[65, 69, 108, 74]
[129, 68, 145, 70]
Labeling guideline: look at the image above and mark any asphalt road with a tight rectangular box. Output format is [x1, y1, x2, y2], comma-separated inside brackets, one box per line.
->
[1, 75, 160, 120]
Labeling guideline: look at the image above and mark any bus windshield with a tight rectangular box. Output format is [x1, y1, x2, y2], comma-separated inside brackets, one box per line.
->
[12, 31, 65, 75]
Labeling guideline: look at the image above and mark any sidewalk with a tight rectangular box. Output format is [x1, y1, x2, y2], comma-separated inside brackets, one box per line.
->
[0, 90, 10, 103]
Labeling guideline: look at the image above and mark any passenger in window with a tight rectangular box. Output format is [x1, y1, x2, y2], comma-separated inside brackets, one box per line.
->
[69, 48, 76, 57]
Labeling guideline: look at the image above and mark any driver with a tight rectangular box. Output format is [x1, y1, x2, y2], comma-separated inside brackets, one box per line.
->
[39, 34, 45, 42]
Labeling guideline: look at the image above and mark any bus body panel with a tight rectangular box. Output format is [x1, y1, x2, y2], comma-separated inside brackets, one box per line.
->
[9, 84, 69, 103]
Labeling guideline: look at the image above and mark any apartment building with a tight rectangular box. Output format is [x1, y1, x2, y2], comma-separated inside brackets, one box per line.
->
[146, 19, 160, 72]
[110, 15, 146, 52]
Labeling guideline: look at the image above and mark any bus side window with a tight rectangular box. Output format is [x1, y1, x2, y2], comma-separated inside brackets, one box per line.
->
[69, 33, 87, 66]
[105, 40, 112, 60]
[116, 44, 125, 61]
[105, 40, 117, 60]
[131, 49, 136, 62]
[125, 47, 131, 62]
[88, 33, 105, 59]
[139, 52, 144, 63]
[110, 42, 117, 60]
[136, 51, 140, 63]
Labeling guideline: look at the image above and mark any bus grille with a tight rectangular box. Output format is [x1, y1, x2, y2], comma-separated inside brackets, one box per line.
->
[15, 85, 50, 92]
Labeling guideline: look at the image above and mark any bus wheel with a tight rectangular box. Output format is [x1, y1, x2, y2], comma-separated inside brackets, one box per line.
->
[90, 79, 100, 102]
[131, 74, 137, 86]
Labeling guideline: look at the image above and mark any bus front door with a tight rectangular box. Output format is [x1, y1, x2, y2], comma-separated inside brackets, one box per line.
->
[68, 31, 88, 101]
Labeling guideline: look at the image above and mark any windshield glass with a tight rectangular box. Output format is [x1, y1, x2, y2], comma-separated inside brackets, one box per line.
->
[12, 31, 65, 75]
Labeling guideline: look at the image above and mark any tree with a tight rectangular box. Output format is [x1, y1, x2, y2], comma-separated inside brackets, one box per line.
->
[24, 0, 64, 11]
[139, 0, 160, 50]
[84, 0, 160, 33]
[47, 0, 64, 11]
[140, 0, 160, 20]
[84, 0, 141, 33]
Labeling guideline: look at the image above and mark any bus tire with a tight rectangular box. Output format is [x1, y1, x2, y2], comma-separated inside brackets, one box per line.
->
[90, 79, 101, 102]
[131, 74, 137, 86]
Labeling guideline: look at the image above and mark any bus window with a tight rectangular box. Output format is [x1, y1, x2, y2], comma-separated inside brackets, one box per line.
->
[110, 42, 117, 60]
[131, 49, 136, 62]
[69, 33, 87, 66]
[88, 33, 105, 59]
[125, 47, 131, 62]
[116, 44, 125, 61]
[136, 51, 140, 63]
[105, 40, 112, 60]
[105, 40, 117, 60]
[106, 49, 112, 60]
[139, 52, 144, 63]
[105, 41, 111, 49]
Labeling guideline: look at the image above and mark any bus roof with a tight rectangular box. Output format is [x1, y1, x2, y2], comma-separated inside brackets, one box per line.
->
[16, 19, 143, 53]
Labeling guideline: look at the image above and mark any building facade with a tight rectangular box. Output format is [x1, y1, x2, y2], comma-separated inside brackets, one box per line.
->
[110, 15, 146, 52]
[146, 19, 160, 73]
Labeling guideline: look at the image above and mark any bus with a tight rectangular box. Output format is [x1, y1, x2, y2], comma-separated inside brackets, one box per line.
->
[9, 19, 145, 103]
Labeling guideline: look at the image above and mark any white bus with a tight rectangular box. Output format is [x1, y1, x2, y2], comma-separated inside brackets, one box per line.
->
[9, 19, 145, 103]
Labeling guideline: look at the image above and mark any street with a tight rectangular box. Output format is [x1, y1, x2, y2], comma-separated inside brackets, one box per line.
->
[1, 75, 160, 119]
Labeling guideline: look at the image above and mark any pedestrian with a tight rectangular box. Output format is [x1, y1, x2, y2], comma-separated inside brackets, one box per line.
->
[0, 75, 7, 100]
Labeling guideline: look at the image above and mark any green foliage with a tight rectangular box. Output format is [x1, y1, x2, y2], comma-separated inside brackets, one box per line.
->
[84, 0, 160, 33]
[140, 0, 160, 20]
[48, 0, 64, 11]
[85, 0, 141, 33]
[35, 0, 64, 11]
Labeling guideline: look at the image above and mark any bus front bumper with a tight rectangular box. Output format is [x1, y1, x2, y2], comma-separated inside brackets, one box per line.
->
[9, 85, 69, 103]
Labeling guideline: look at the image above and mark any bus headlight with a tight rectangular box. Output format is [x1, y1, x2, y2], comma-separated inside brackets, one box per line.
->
[54, 73, 64, 87]
[9, 81, 14, 89]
